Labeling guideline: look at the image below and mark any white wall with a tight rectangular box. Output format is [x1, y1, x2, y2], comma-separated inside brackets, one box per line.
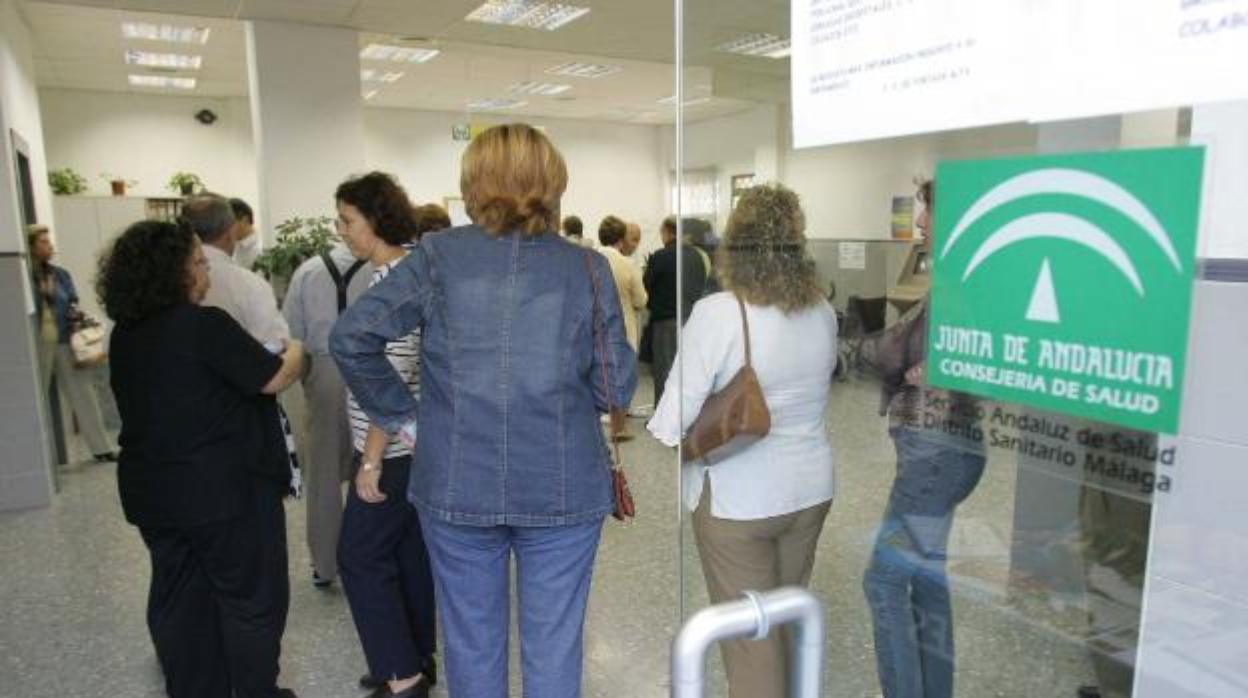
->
[670, 106, 1038, 239]
[39, 89, 668, 250]
[39, 89, 257, 210]
[0, 0, 55, 511]
[1, 0, 54, 249]
[364, 107, 667, 248]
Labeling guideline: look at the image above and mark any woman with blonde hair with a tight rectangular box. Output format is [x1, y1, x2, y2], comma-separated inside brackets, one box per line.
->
[648, 183, 838, 698]
[332, 123, 636, 698]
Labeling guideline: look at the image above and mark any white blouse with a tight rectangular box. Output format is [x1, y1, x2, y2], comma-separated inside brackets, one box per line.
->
[647, 292, 839, 520]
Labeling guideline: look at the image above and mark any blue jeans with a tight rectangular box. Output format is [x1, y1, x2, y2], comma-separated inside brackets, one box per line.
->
[863, 430, 986, 698]
[418, 514, 604, 698]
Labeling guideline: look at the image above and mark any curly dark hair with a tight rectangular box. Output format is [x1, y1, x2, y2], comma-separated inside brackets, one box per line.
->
[718, 183, 823, 314]
[335, 172, 420, 246]
[97, 220, 196, 324]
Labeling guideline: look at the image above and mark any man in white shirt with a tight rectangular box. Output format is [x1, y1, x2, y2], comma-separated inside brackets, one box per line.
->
[183, 195, 289, 347]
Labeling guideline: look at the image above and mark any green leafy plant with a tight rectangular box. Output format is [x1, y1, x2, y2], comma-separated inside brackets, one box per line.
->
[48, 168, 88, 195]
[168, 172, 204, 195]
[251, 216, 337, 283]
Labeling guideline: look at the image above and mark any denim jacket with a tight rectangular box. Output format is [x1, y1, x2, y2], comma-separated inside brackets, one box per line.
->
[331, 225, 638, 526]
[32, 264, 79, 343]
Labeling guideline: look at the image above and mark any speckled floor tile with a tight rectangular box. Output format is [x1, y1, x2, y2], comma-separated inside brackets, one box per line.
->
[1, 373, 1106, 697]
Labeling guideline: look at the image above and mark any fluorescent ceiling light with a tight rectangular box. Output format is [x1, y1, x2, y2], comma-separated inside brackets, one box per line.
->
[467, 97, 527, 110]
[121, 22, 211, 45]
[361, 69, 405, 83]
[124, 50, 202, 70]
[546, 62, 621, 79]
[509, 81, 571, 96]
[465, 1, 590, 31]
[656, 95, 712, 107]
[363, 89, 379, 100]
[128, 74, 197, 90]
[716, 33, 791, 59]
[360, 44, 440, 63]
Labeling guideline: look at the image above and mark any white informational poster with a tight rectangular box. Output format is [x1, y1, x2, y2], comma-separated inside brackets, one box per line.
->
[838, 241, 866, 270]
[1031, 0, 1248, 122]
[791, 0, 1028, 148]
[792, 0, 1248, 148]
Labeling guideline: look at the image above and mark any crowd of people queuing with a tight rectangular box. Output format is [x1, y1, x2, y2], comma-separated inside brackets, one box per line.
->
[79, 121, 971, 698]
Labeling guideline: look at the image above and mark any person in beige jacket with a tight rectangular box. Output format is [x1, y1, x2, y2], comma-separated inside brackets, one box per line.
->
[596, 216, 647, 350]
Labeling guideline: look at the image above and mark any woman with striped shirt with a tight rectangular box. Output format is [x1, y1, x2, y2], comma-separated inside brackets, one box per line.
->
[334, 172, 437, 698]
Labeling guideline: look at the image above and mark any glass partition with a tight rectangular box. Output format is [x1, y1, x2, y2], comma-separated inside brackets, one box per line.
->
[670, 2, 1188, 696]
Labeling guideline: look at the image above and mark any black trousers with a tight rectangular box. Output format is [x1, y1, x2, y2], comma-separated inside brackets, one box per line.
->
[651, 318, 678, 406]
[140, 481, 289, 698]
[340, 454, 437, 681]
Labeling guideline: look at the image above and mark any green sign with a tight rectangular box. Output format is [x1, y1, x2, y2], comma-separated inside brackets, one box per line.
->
[928, 147, 1204, 433]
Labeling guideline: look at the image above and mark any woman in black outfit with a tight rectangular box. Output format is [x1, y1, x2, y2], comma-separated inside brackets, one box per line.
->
[98, 220, 305, 698]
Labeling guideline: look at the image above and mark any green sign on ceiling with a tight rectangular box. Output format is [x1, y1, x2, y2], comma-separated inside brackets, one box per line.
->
[927, 147, 1204, 434]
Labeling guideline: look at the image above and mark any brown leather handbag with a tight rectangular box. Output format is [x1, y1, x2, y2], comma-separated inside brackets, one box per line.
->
[682, 296, 771, 464]
[584, 253, 636, 522]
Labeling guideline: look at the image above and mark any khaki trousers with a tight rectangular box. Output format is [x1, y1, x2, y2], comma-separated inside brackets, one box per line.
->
[692, 480, 832, 698]
[300, 354, 354, 581]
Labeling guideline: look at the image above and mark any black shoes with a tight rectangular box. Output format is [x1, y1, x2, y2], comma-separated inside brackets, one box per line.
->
[277, 689, 298, 698]
[92, 452, 118, 463]
[312, 571, 333, 589]
[1077, 687, 1102, 698]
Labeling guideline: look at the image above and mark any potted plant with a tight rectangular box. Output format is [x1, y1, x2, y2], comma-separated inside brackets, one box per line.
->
[168, 172, 204, 196]
[251, 216, 337, 304]
[100, 173, 138, 197]
[48, 168, 88, 195]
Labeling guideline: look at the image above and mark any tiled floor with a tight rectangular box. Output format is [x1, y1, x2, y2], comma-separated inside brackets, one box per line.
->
[0, 375, 1102, 697]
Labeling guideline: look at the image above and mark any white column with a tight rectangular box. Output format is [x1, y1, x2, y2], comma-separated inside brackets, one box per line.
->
[245, 20, 366, 239]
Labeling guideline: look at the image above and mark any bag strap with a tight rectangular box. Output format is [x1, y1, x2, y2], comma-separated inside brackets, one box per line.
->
[322, 252, 367, 315]
[583, 252, 623, 470]
[736, 294, 753, 368]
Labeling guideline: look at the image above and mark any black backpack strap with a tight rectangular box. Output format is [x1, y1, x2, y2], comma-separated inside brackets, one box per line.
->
[321, 253, 368, 315]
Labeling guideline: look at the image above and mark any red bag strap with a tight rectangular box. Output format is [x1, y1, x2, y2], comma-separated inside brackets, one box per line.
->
[583, 252, 623, 469]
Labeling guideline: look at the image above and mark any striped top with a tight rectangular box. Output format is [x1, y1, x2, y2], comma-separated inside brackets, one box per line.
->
[347, 254, 420, 459]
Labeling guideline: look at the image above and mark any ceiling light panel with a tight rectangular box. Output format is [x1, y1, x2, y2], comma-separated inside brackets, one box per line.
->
[465, 1, 590, 31]
[360, 44, 440, 64]
[546, 62, 622, 79]
[509, 81, 571, 96]
[124, 50, 202, 70]
[128, 74, 197, 90]
[467, 97, 528, 110]
[363, 89, 379, 100]
[361, 69, 405, 83]
[122, 22, 211, 45]
[715, 33, 791, 59]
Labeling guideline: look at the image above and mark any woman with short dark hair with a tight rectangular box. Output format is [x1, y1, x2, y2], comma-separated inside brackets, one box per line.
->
[648, 183, 839, 698]
[99, 219, 304, 698]
[333, 171, 439, 698]
[332, 124, 636, 697]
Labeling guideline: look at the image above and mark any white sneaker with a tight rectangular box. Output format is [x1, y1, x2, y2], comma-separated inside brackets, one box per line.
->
[628, 405, 654, 419]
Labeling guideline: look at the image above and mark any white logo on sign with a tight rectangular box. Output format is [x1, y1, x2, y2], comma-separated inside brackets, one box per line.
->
[939, 169, 1181, 323]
